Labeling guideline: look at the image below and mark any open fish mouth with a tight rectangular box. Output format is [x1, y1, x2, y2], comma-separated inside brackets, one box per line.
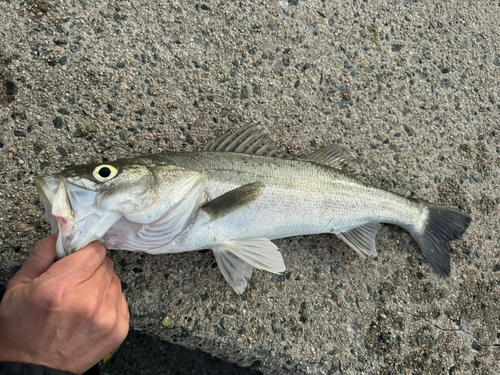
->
[36, 175, 122, 258]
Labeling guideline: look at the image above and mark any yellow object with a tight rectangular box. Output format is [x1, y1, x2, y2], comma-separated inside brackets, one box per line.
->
[162, 316, 175, 328]
[103, 345, 121, 364]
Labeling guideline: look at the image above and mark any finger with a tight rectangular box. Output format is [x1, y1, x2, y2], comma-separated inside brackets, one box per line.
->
[120, 288, 130, 321]
[103, 274, 122, 309]
[92, 275, 128, 341]
[10, 235, 58, 285]
[111, 275, 130, 344]
[113, 275, 130, 321]
[45, 241, 107, 285]
[121, 296, 130, 322]
[101, 275, 128, 322]
[81, 257, 114, 304]
[60, 259, 115, 335]
[114, 304, 130, 346]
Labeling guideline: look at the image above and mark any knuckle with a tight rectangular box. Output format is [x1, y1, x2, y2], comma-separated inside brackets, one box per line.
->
[31, 240, 43, 254]
[31, 234, 57, 256]
[123, 301, 130, 320]
[93, 310, 117, 334]
[33, 280, 66, 310]
[112, 274, 121, 287]
[82, 297, 101, 320]
[88, 241, 106, 255]
[114, 319, 130, 344]
[101, 315, 117, 333]
[104, 257, 114, 271]
[32, 237, 49, 252]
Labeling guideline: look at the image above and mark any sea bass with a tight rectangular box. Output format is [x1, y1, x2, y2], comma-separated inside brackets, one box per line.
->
[36, 123, 471, 294]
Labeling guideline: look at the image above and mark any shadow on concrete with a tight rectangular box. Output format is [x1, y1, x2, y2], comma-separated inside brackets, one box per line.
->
[100, 330, 263, 375]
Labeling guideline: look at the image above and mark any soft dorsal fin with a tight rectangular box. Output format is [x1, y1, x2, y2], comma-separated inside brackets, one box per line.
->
[336, 222, 381, 258]
[202, 122, 283, 157]
[203, 182, 265, 220]
[302, 144, 358, 176]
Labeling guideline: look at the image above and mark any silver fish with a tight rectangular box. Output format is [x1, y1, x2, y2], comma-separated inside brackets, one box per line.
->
[36, 123, 471, 294]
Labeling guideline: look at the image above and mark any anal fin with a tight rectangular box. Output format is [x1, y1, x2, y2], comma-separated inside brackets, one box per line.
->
[336, 222, 381, 258]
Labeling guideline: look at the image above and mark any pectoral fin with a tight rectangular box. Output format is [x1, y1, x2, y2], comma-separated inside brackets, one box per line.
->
[213, 247, 253, 295]
[336, 222, 381, 258]
[203, 182, 265, 220]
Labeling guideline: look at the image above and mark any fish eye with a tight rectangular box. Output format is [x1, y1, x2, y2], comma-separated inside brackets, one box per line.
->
[93, 164, 118, 182]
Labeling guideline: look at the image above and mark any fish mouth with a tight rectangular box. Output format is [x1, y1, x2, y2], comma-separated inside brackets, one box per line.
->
[36, 175, 122, 258]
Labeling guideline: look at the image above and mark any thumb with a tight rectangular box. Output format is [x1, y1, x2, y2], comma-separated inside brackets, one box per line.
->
[10, 235, 58, 285]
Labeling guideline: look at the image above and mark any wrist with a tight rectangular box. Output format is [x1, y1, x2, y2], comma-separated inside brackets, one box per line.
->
[0, 361, 75, 375]
[0, 349, 68, 375]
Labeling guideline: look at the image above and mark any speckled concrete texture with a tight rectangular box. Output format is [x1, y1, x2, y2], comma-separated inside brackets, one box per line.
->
[1, 0, 499, 374]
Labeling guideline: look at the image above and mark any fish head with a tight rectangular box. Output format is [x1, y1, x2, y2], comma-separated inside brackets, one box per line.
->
[36, 158, 205, 258]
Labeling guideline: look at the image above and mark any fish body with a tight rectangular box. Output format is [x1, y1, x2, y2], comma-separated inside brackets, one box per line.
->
[145, 151, 424, 252]
[36, 124, 471, 294]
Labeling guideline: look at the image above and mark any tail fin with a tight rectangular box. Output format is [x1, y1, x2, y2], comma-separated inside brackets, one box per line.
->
[412, 202, 471, 276]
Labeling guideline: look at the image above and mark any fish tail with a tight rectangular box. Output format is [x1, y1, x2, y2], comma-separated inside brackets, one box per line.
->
[410, 202, 471, 276]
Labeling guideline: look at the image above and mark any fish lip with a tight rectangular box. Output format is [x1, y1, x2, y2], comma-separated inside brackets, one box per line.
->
[36, 175, 75, 257]
[36, 175, 56, 205]
[36, 175, 122, 258]
[36, 175, 60, 235]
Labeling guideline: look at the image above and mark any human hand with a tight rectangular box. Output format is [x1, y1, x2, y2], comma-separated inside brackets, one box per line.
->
[0, 235, 129, 375]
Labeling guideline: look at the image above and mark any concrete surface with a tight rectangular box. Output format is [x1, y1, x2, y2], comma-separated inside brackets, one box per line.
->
[1, 0, 499, 374]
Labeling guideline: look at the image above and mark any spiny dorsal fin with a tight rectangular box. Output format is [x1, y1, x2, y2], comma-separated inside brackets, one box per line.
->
[302, 144, 359, 176]
[203, 182, 265, 220]
[336, 222, 382, 258]
[202, 122, 284, 157]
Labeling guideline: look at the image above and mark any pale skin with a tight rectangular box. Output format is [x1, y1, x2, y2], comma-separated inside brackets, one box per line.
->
[0, 235, 130, 375]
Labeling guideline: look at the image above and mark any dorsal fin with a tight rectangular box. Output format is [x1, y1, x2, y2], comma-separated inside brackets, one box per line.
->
[202, 122, 284, 157]
[202, 123, 357, 174]
[302, 144, 358, 176]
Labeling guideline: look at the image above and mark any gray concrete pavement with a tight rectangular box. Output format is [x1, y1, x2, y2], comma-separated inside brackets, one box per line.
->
[1, 0, 499, 373]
